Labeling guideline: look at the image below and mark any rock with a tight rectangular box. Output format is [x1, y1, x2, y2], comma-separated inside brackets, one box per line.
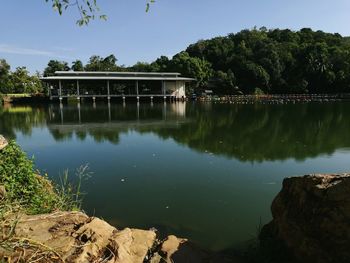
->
[160, 235, 187, 262]
[0, 135, 8, 151]
[260, 174, 350, 263]
[0, 211, 157, 263]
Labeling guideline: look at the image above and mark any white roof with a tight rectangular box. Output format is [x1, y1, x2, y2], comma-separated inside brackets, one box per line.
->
[41, 71, 194, 81]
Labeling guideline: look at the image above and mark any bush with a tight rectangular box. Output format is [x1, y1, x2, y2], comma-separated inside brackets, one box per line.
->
[0, 141, 59, 214]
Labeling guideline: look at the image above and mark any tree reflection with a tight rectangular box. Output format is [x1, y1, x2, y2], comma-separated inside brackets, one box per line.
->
[1, 102, 350, 162]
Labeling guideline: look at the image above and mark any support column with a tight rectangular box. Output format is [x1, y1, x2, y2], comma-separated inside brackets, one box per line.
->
[60, 102, 64, 124]
[107, 80, 110, 100]
[77, 102, 81, 123]
[135, 80, 139, 95]
[76, 80, 80, 100]
[108, 101, 111, 122]
[162, 80, 165, 95]
[48, 84, 52, 100]
[59, 80, 62, 99]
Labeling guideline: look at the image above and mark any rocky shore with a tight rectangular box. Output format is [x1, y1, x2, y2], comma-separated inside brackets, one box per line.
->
[260, 173, 350, 263]
[0, 211, 188, 263]
[2, 134, 350, 262]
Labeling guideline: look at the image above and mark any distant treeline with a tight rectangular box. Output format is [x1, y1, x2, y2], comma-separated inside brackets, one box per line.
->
[1, 28, 350, 95]
[0, 60, 42, 94]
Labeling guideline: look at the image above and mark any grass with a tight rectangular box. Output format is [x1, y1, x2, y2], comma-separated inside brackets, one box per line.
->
[0, 140, 92, 262]
[0, 140, 91, 214]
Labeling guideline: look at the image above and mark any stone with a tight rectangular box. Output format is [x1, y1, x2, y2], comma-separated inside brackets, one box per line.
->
[260, 173, 350, 263]
[0, 211, 157, 263]
[0, 135, 8, 151]
[160, 235, 187, 262]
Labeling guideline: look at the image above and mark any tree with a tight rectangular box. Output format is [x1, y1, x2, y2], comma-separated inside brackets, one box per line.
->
[10, 67, 43, 94]
[72, 60, 84, 71]
[44, 60, 70, 77]
[150, 56, 171, 72]
[84, 55, 119, 71]
[0, 59, 12, 94]
[214, 70, 238, 94]
[169, 52, 213, 88]
[130, 62, 154, 72]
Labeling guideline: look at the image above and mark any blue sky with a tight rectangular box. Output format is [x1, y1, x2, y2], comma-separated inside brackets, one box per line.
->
[1, 0, 350, 73]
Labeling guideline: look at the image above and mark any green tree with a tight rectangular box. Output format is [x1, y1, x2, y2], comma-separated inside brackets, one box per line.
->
[0, 59, 12, 94]
[85, 55, 119, 71]
[169, 52, 213, 88]
[72, 60, 84, 71]
[10, 67, 43, 94]
[44, 60, 70, 77]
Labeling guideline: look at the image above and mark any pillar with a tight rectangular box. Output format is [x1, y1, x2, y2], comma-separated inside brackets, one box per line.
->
[76, 80, 80, 100]
[107, 80, 110, 100]
[77, 102, 81, 123]
[59, 80, 62, 98]
[135, 80, 139, 95]
[162, 80, 165, 95]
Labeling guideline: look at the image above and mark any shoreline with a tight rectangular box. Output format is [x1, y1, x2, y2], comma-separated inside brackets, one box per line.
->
[1, 135, 350, 262]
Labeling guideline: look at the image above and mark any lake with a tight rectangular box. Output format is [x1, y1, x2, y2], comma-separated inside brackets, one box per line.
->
[1, 101, 350, 252]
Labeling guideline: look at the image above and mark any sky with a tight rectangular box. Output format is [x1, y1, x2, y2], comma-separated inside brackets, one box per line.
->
[1, 0, 350, 73]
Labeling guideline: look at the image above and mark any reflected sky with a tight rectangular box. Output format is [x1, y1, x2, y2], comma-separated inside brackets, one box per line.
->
[1, 102, 350, 251]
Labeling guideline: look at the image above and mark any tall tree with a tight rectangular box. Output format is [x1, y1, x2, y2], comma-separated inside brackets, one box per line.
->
[0, 59, 12, 94]
[72, 60, 84, 71]
[169, 52, 213, 88]
[84, 55, 119, 71]
[44, 60, 70, 77]
[10, 67, 43, 94]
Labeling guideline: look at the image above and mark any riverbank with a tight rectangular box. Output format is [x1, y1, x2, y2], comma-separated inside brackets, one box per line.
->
[1, 135, 350, 262]
[0, 137, 241, 262]
[198, 93, 350, 104]
[3, 92, 350, 105]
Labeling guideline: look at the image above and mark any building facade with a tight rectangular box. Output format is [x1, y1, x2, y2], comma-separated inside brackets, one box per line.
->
[41, 71, 194, 100]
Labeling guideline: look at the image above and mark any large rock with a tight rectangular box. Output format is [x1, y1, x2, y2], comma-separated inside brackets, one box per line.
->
[260, 174, 350, 263]
[0, 211, 158, 263]
[0, 135, 8, 151]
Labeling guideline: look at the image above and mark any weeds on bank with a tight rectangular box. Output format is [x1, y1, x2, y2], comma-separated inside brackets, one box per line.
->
[0, 140, 92, 214]
[0, 141, 92, 262]
[56, 164, 93, 211]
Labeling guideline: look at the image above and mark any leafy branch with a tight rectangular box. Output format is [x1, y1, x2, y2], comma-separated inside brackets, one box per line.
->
[45, 0, 156, 26]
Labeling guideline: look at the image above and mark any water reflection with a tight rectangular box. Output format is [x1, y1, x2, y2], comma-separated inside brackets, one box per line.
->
[2, 102, 350, 162]
[1, 102, 350, 251]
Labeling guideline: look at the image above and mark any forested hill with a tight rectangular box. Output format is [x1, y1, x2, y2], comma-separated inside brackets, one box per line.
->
[130, 28, 350, 95]
[4, 28, 350, 96]
[180, 28, 350, 95]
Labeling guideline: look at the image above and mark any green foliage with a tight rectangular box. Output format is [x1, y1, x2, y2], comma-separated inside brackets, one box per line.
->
[56, 165, 92, 211]
[44, 60, 70, 77]
[0, 141, 90, 214]
[0, 60, 43, 94]
[0, 141, 58, 214]
[182, 27, 350, 94]
[72, 60, 84, 71]
[46, 0, 106, 26]
[169, 52, 213, 88]
[84, 54, 120, 71]
[45, 0, 155, 25]
[0, 59, 12, 94]
[10, 67, 43, 94]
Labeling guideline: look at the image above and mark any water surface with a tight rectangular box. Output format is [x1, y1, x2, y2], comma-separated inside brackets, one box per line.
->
[1, 102, 350, 251]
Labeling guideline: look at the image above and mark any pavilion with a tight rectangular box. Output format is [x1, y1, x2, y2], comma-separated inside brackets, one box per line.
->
[41, 71, 195, 101]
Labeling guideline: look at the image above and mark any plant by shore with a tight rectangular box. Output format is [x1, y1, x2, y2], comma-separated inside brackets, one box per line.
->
[0, 140, 90, 215]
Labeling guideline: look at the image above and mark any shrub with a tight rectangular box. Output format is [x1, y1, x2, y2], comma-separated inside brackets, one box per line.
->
[0, 141, 59, 214]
